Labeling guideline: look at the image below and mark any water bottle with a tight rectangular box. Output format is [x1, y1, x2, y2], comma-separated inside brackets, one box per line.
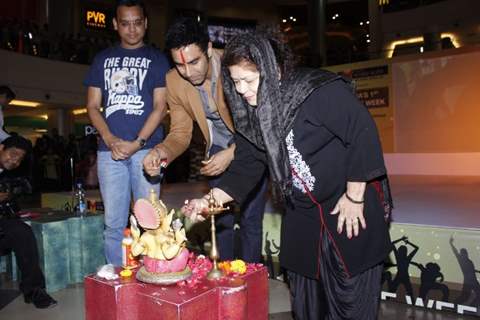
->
[74, 182, 87, 216]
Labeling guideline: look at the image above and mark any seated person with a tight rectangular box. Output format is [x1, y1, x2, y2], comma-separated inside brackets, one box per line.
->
[0, 136, 57, 309]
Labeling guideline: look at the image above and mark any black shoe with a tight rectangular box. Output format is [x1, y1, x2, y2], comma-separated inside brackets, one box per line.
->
[24, 288, 58, 309]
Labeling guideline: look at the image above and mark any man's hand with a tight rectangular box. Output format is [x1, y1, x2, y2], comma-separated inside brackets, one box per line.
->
[112, 140, 141, 160]
[200, 145, 235, 176]
[330, 193, 366, 239]
[0, 192, 10, 202]
[143, 148, 167, 176]
[103, 135, 128, 160]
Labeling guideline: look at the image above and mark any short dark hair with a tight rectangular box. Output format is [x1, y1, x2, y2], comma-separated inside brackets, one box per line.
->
[165, 17, 210, 53]
[0, 86, 16, 100]
[1, 136, 32, 155]
[114, 0, 147, 19]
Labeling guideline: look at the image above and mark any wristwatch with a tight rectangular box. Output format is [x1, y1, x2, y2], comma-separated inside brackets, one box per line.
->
[135, 137, 146, 147]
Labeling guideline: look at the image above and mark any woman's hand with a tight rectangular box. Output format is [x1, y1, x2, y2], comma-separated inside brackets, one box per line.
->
[181, 188, 234, 222]
[181, 198, 209, 222]
[330, 193, 366, 239]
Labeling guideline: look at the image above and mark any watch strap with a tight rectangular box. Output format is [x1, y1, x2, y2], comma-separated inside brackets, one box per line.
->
[135, 137, 146, 147]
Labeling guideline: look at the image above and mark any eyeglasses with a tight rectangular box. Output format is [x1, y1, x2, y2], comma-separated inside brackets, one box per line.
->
[118, 19, 145, 28]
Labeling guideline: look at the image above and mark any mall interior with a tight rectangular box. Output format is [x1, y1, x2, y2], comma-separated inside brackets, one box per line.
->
[1, 0, 480, 319]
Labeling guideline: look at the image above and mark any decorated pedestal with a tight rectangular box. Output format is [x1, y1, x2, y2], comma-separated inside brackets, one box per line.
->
[85, 191, 268, 319]
[84, 258, 269, 320]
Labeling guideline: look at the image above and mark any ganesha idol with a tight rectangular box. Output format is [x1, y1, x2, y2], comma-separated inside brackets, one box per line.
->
[130, 190, 191, 284]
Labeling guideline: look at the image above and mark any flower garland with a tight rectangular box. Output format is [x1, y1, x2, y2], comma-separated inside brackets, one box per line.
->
[176, 253, 213, 290]
[176, 253, 264, 291]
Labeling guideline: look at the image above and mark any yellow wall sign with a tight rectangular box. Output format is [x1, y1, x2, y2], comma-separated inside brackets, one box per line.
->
[86, 10, 107, 29]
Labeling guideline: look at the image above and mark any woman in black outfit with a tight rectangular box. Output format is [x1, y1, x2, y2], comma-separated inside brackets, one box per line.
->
[182, 32, 393, 320]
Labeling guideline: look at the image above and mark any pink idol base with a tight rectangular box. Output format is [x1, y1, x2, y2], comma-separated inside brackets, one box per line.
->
[143, 248, 189, 273]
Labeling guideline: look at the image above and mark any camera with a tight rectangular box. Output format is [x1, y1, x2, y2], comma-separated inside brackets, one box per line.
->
[0, 177, 32, 196]
[0, 177, 32, 219]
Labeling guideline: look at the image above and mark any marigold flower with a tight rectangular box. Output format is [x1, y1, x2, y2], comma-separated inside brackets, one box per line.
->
[219, 261, 232, 273]
[230, 260, 247, 274]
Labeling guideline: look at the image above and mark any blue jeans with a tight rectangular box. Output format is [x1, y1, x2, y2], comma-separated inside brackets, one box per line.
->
[209, 145, 268, 263]
[97, 149, 160, 266]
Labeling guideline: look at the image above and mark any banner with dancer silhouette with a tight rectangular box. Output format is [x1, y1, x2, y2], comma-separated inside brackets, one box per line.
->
[261, 213, 480, 317]
[383, 224, 479, 316]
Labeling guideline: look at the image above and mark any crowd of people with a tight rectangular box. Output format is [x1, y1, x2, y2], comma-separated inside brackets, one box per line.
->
[29, 131, 99, 192]
[2, 131, 99, 194]
[0, 17, 117, 65]
[1, 88, 99, 194]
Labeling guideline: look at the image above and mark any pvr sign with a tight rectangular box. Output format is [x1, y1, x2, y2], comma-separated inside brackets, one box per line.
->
[86, 10, 107, 29]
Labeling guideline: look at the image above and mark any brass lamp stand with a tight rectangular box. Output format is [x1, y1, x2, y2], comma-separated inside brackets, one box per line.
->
[205, 190, 229, 280]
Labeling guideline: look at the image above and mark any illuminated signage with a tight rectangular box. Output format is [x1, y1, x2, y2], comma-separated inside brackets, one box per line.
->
[86, 10, 107, 29]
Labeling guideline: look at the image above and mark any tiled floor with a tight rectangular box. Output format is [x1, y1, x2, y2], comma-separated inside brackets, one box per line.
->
[0, 277, 478, 320]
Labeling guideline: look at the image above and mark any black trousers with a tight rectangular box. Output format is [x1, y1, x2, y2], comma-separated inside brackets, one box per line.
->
[0, 218, 46, 295]
[287, 229, 383, 320]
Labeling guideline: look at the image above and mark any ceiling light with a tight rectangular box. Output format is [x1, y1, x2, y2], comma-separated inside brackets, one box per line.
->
[387, 36, 424, 58]
[73, 108, 88, 115]
[441, 33, 460, 48]
[9, 100, 40, 107]
[39, 114, 48, 120]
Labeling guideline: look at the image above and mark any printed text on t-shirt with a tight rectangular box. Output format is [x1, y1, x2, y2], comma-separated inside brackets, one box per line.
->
[103, 57, 152, 118]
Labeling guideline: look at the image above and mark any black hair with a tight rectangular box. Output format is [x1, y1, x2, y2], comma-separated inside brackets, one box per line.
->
[114, 0, 147, 19]
[1, 136, 32, 155]
[165, 17, 210, 53]
[0, 86, 16, 100]
[222, 27, 295, 76]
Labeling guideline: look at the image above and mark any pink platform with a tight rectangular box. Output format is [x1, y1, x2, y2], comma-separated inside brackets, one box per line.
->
[84, 266, 269, 320]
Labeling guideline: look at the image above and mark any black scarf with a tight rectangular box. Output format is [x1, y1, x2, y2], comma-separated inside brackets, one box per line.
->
[222, 34, 344, 202]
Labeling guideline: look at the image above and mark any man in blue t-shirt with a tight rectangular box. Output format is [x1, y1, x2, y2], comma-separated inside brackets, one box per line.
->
[83, 0, 169, 266]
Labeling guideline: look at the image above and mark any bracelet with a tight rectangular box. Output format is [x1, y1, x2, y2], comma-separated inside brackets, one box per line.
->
[345, 192, 364, 204]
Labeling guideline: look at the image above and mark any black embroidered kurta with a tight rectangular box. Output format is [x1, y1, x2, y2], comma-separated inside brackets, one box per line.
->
[220, 80, 392, 279]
